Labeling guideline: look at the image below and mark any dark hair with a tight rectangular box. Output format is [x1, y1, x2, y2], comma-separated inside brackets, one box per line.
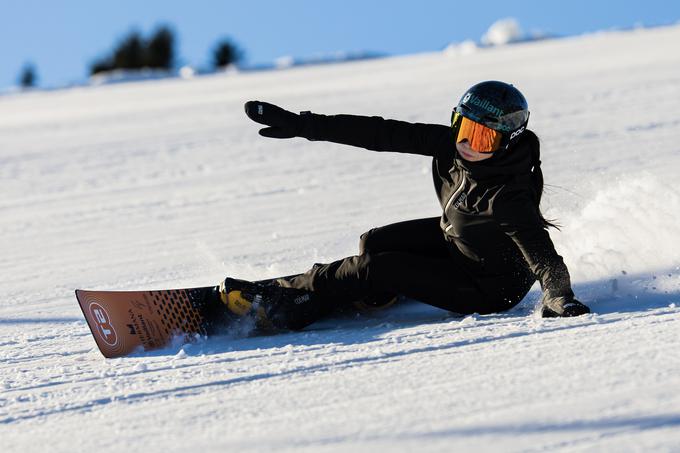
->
[522, 130, 559, 230]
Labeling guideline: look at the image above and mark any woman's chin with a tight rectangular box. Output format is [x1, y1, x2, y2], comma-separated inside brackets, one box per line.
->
[458, 150, 479, 161]
[457, 145, 493, 162]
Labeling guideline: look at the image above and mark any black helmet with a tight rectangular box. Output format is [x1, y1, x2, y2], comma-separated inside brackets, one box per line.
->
[453, 81, 530, 151]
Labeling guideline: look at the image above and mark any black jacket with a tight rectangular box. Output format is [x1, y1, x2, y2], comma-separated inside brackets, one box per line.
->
[297, 113, 575, 306]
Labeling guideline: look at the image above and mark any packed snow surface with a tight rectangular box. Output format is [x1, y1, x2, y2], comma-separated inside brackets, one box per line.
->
[2, 25, 680, 452]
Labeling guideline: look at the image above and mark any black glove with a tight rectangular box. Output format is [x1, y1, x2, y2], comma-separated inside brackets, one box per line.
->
[541, 297, 591, 318]
[244, 101, 303, 139]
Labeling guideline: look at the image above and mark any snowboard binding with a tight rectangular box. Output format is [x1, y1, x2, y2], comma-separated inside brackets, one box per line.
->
[218, 277, 316, 331]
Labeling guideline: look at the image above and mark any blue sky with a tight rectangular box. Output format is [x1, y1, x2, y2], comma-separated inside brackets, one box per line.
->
[2, 0, 679, 88]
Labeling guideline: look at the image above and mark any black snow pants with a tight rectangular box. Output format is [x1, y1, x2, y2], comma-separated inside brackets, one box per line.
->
[280, 217, 535, 326]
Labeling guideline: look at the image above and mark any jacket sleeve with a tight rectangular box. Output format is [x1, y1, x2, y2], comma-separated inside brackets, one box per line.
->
[298, 112, 453, 157]
[494, 190, 575, 305]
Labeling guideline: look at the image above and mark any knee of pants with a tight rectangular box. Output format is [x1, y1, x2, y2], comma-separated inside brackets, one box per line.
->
[359, 228, 379, 254]
[350, 252, 395, 290]
[329, 253, 382, 289]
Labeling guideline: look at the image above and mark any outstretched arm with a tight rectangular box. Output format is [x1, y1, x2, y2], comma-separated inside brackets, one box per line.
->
[245, 101, 453, 157]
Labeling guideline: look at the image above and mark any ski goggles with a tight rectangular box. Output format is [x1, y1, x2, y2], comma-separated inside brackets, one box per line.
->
[451, 111, 503, 153]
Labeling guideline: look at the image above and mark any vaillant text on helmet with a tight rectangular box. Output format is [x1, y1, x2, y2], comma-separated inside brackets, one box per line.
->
[462, 93, 504, 118]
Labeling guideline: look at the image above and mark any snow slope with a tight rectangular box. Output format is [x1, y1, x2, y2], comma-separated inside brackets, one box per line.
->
[2, 25, 680, 452]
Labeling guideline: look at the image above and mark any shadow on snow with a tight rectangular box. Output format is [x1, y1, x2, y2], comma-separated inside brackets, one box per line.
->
[0, 316, 82, 325]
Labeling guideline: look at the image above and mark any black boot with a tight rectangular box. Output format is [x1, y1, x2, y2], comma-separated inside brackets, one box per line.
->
[219, 277, 320, 331]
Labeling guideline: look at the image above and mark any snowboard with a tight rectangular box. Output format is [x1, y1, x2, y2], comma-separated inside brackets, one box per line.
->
[76, 274, 377, 358]
[76, 275, 299, 358]
[76, 286, 224, 358]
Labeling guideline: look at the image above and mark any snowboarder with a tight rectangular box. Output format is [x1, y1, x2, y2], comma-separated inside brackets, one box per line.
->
[221, 80, 591, 331]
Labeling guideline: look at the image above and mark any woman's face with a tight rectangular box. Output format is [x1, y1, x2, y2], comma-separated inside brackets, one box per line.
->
[456, 140, 495, 162]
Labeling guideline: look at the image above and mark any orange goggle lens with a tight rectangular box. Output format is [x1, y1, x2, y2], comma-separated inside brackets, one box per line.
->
[454, 113, 502, 153]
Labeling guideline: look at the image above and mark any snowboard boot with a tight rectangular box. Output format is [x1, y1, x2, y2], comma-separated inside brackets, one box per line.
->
[219, 278, 279, 330]
[219, 277, 318, 331]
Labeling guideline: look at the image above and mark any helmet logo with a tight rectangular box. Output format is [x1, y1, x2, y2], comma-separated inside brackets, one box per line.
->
[462, 93, 504, 118]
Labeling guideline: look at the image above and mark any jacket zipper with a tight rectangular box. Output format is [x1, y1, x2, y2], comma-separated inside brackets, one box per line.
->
[443, 173, 466, 233]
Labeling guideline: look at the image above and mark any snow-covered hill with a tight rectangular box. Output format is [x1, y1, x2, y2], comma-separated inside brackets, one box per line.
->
[2, 25, 680, 452]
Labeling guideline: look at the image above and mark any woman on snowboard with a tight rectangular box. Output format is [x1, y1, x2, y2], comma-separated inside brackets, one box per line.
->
[218, 81, 590, 331]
